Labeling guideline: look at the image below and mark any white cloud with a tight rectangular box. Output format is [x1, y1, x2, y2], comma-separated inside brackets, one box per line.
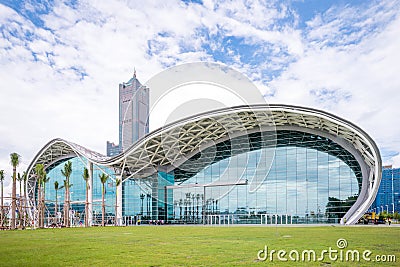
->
[268, 0, 400, 166]
[1, 0, 400, 201]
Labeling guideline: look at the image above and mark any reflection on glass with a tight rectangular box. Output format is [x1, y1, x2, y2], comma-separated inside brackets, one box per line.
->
[43, 131, 361, 224]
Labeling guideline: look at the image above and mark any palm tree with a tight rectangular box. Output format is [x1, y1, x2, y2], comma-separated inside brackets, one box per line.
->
[17, 173, 23, 199]
[82, 168, 90, 227]
[41, 173, 50, 227]
[17, 173, 23, 227]
[57, 181, 65, 226]
[61, 161, 72, 227]
[10, 152, 20, 230]
[54, 181, 60, 222]
[0, 170, 4, 227]
[34, 164, 46, 228]
[21, 171, 27, 228]
[62, 179, 72, 225]
[99, 173, 109, 226]
[115, 178, 121, 226]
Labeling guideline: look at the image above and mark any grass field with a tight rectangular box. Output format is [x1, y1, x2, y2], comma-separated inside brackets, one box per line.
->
[0, 225, 399, 266]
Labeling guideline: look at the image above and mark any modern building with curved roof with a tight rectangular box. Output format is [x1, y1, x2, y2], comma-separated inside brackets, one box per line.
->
[26, 103, 381, 226]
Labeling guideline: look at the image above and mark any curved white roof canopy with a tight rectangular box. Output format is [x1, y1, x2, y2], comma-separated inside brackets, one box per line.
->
[26, 104, 381, 225]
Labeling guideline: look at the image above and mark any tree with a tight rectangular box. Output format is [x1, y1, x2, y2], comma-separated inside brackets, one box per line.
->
[54, 181, 61, 223]
[61, 161, 72, 227]
[82, 168, 90, 227]
[394, 212, 400, 221]
[0, 170, 4, 227]
[115, 178, 121, 226]
[99, 173, 109, 226]
[10, 152, 20, 230]
[61, 179, 73, 226]
[379, 210, 388, 220]
[17, 173, 23, 227]
[21, 171, 27, 228]
[41, 173, 50, 227]
[34, 164, 46, 228]
[17, 173, 23, 199]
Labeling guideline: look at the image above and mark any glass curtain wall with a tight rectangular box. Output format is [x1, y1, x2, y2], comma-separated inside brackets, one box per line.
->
[169, 130, 361, 224]
[44, 157, 116, 226]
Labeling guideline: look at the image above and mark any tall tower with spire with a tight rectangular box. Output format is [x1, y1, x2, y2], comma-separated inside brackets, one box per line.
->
[107, 70, 149, 156]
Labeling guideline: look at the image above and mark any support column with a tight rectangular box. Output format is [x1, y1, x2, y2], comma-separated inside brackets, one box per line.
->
[88, 162, 93, 226]
[116, 175, 123, 226]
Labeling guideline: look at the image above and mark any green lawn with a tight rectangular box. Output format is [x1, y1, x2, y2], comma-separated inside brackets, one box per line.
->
[0, 226, 399, 266]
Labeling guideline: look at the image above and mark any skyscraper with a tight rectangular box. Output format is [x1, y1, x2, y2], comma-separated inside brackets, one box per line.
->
[107, 70, 149, 156]
[371, 166, 400, 213]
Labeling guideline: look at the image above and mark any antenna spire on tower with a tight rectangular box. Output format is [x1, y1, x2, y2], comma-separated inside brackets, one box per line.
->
[134, 67, 136, 78]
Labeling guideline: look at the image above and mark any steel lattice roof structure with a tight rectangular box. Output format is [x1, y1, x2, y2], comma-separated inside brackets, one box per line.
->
[26, 104, 382, 225]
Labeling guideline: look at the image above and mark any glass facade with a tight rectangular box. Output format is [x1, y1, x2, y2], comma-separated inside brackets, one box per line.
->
[41, 130, 361, 225]
[44, 157, 116, 225]
[167, 130, 360, 224]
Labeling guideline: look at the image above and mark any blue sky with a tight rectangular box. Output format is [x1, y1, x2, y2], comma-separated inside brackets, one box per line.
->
[0, 0, 400, 193]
